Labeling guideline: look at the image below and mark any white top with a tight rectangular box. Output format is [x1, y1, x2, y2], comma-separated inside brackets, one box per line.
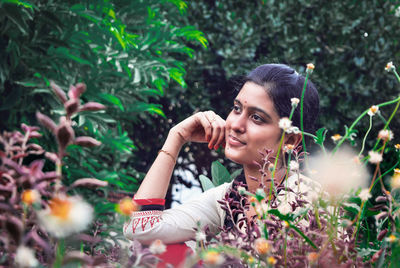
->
[123, 173, 320, 245]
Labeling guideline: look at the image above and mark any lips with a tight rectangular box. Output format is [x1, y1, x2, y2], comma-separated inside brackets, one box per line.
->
[228, 134, 246, 146]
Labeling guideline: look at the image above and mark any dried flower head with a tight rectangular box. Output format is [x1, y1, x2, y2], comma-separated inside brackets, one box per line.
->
[117, 198, 139, 216]
[307, 148, 369, 197]
[358, 189, 371, 201]
[290, 98, 300, 107]
[368, 105, 379, 116]
[368, 151, 383, 164]
[278, 117, 292, 132]
[21, 189, 41, 206]
[331, 134, 342, 142]
[385, 61, 395, 72]
[15, 246, 39, 268]
[378, 129, 394, 141]
[203, 250, 224, 266]
[149, 239, 166, 255]
[38, 195, 93, 238]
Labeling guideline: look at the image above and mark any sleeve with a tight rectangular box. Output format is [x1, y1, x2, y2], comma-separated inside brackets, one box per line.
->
[123, 183, 230, 245]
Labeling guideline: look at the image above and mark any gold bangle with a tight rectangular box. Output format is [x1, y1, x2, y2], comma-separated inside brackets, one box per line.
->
[158, 149, 176, 164]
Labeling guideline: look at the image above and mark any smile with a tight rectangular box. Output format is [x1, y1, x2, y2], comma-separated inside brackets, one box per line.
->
[228, 134, 246, 146]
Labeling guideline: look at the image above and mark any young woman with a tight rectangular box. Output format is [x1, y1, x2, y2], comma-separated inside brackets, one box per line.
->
[123, 64, 320, 248]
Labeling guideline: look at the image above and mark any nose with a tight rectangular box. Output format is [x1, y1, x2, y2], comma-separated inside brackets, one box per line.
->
[230, 113, 246, 134]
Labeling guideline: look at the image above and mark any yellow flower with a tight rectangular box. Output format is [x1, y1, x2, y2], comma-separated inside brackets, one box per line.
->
[282, 221, 290, 228]
[21, 189, 40, 206]
[284, 144, 295, 153]
[247, 256, 255, 264]
[117, 198, 139, 216]
[254, 238, 271, 255]
[267, 256, 277, 265]
[395, 144, 400, 150]
[249, 196, 257, 205]
[203, 250, 224, 266]
[387, 234, 397, 243]
[307, 63, 315, 70]
[394, 168, 400, 174]
[331, 134, 342, 142]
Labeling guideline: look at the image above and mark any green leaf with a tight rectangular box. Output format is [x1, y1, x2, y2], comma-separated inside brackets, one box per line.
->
[314, 127, 328, 146]
[99, 93, 124, 111]
[199, 175, 215, 191]
[229, 168, 243, 180]
[168, 67, 186, 88]
[211, 161, 231, 186]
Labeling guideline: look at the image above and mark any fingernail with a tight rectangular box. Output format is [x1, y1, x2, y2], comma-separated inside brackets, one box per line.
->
[214, 145, 219, 150]
[208, 143, 212, 149]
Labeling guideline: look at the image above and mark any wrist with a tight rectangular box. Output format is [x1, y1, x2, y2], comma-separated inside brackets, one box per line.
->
[169, 127, 186, 147]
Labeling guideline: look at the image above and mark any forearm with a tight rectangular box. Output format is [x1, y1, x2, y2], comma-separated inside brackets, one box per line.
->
[134, 128, 184, 199]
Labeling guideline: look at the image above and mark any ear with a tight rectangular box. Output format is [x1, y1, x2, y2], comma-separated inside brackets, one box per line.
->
[283, 133, 302, 149]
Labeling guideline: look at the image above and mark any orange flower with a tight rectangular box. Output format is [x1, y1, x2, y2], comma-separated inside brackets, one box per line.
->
[117, 198, 139, 216]
[307, 63, 315, 70]
[368, 105, 379, 116]
[307, 252, 319, 263]
[203, 250, 224, 265]
[21, 189, 40, 206]
[49, 197, 71, 220]
[395, 144, 400, 150]
[331, 134, 342, 142]
[254, 238, 270, 255]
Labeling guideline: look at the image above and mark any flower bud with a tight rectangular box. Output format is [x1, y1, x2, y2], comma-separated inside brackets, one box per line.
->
[68, 83, 86, 100]
[36, 112, 57, 133]
[56, 121, 75, 151]
[22, 189, 41, 205]
[377, 229, 388, 241]
[80, 102, 106, 111]
[51, 81, 67, 104]
[64, 99, 80, 117]
[74, 136, 101, 147]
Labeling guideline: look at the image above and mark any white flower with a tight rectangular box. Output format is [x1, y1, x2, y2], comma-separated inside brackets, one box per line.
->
[149, 239, 166, 255]
[358, 189, 371, 201]
[291, 98, 300, 107]
[37, 195, 93, 238]
[279, 117, 292, 132]
[378, 129, 394, 141]
[237, 186, 246, 195]
[385, 61, 395, 72]
[289, 160, 299, 171]
[367, 105, 379, 116]
[307, 148, 369, 197]
[306, 63, 315, 74]
[286, 126, 300, 134]
[396, 6, 400, 17]
[195, 231, 207, 242]
[15, 246, 38, 267]
[368, 151, 383, 164]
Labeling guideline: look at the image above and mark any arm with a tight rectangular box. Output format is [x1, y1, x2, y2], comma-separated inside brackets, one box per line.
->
[134, 111, 226, 199]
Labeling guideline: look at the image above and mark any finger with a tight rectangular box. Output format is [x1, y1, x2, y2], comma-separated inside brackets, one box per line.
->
[197, 112, 213, 142]
[214, 118, 226, 149]
[204, 111, 218, 148]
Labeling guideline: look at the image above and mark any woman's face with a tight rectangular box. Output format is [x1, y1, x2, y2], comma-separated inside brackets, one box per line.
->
[225, 82, 282, 166]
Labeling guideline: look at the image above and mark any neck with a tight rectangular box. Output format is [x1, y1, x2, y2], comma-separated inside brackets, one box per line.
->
[243, 163, 287, 193]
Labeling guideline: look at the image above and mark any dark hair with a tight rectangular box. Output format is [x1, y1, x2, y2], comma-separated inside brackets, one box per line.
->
[242, 64, 320, 136]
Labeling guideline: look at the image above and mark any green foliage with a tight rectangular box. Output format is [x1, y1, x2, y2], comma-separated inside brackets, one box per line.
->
[199, 160, 242, 191]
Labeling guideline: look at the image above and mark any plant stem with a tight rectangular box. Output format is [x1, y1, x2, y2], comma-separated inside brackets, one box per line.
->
[54, 239, 65, 268]
[358, 115, 373, 157]
[300, 72, 310, 161]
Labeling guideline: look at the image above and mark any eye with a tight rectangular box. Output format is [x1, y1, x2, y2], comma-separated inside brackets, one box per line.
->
[251, 113, 265, 123]
[232, 104, 241, 113]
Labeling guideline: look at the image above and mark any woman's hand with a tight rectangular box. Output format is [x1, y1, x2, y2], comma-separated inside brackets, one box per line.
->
[171, 111, 226, 150]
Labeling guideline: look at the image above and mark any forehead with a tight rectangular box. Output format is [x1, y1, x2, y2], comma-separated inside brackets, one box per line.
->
[236, 82, 279, 118]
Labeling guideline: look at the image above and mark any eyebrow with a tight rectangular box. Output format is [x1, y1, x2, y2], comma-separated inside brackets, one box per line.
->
[234, 99, 273, 121]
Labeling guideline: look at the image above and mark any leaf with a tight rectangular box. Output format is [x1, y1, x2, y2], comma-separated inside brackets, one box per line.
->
[199, 175, 215, 191]
[99, 93, 124, 111]
[229, 168, 243, 180]
[314, 127, 328, 146]
[211, 161, 231, 186]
